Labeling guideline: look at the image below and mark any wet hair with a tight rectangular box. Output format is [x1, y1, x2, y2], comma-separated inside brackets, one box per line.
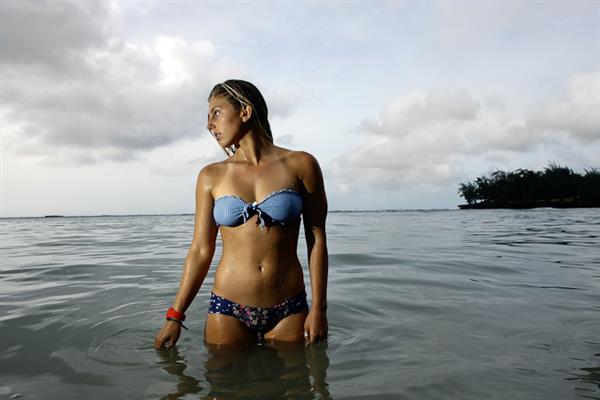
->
[208, 79, 273, 156]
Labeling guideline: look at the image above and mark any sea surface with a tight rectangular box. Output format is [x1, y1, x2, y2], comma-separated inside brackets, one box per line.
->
[0, 209, 599, 400]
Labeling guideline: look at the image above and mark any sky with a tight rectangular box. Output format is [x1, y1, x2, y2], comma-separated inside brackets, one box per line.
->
[1, 0, 599, 217]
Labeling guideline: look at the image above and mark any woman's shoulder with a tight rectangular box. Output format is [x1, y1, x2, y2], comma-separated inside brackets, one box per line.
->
[277, 147, 319, 166]
[196, 161, 227, 187]
[277, 148, 322, 181]
[283, 149, 321, 172]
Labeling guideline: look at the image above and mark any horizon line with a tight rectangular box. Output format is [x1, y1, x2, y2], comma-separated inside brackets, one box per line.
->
[0, 208, 459, 219]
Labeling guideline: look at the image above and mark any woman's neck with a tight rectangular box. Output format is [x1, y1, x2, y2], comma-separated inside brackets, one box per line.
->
[234, 129, 273, 166]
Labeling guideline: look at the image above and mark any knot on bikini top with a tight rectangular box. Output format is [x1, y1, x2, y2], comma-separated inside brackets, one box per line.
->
[242, 201, 271, 229]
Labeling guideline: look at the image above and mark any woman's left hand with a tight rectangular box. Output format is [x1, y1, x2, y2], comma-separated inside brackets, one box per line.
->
[304, 308, 328, 343]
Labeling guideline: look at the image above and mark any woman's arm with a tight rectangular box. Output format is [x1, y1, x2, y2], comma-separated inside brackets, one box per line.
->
[154, 165, 219, 349]
[297, 151, 329, 343]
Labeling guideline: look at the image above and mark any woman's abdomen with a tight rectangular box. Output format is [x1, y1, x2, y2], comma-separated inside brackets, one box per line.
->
[213, 227, 305, 306]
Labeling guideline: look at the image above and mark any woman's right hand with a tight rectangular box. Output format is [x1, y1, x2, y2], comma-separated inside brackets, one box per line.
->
[154, 320, 182, 349]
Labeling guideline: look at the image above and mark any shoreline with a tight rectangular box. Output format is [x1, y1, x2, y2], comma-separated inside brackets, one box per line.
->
[459, 200, 600, 209]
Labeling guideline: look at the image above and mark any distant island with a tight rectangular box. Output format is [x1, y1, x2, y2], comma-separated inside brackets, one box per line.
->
[458, 163, 600, 209]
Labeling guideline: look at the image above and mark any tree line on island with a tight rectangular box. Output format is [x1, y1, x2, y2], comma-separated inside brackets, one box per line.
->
[458, 163, 600, 209]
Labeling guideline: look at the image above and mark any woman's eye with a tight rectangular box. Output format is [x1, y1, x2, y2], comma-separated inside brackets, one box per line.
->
[213, 110, 221, 117]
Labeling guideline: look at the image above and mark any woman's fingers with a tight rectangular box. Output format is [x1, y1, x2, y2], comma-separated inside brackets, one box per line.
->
[154, 326, 178, 350]
[167, 336, 177, 349]
[154, 331, 169, 349]
[154, 322, 181, 349]
[154, 321, 181, 350]
[304, 320, 328, 343]
[304, 327, 326, 343]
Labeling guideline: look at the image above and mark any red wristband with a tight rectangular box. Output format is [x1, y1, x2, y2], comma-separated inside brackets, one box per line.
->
[166, 307, 186, 321]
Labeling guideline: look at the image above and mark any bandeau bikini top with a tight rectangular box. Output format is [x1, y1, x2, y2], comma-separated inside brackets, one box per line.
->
[213, 188, 303, 229]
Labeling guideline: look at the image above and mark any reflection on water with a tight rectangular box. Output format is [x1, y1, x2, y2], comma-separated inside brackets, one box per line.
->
[566, 364, 600, 398]
[157, 346, 203, 399]
[157, 342, 331, 400]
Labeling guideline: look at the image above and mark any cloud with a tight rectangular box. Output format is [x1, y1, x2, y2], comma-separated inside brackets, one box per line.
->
[276, 133, 295, 146]
[264, 87, 308, 120]
[526, 72, 600, 143]
[0, 1, 109, 68]
[333, 72, 600, 191]
[1, 1, 303, 165]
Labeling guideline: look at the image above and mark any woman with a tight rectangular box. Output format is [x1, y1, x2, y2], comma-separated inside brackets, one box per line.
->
[154, 79, 328, 348]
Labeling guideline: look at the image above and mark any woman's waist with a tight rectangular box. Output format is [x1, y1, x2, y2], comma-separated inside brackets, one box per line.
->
[212, 261, 305, 306]
[217, 249, 300, 268]
[220, 237, 299, 256]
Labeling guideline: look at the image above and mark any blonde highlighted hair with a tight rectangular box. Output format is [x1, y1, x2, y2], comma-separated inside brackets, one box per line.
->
[208, 80, 273, 156]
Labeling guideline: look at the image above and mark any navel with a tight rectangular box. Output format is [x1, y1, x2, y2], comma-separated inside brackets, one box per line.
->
[258, 264, 264, 272]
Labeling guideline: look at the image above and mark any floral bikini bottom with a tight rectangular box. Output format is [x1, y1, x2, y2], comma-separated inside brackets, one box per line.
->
[208, 291, 309, 334]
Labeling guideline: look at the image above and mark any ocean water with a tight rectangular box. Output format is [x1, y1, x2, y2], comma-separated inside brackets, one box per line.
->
[0, 209, 599, 400]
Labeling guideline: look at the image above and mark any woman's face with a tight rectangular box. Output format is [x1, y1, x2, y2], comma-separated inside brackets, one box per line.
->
[206, 96, 245, 148]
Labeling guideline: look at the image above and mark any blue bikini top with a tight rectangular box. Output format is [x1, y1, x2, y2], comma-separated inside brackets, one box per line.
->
[213, 188, 303, 229]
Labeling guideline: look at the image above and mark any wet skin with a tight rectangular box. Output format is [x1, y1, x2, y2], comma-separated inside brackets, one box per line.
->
[154, 95, 328, 348]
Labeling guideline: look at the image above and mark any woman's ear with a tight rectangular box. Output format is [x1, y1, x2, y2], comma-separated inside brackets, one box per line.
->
[240, 103, 253, 123]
